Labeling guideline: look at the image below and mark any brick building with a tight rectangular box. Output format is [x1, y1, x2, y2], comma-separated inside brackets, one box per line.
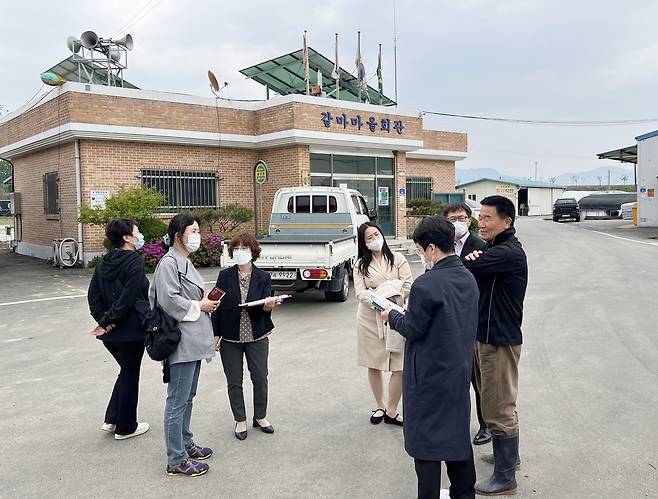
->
[0, 81, 466, 263]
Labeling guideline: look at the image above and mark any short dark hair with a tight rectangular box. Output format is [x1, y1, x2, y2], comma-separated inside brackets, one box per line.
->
[105, 218, 137, 248]
[228, 233, 261, 261]
[166, 213, 201, 247]
[481, 196, 516, 225]
[412, 216, 455, 253]
[443, 202, 472, 218]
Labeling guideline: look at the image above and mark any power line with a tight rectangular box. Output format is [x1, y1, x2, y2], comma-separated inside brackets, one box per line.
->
[113, 0, 165, 36]
[422, 110, 658, 127]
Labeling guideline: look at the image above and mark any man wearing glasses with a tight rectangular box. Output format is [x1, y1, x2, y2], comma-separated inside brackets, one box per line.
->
[444, 203, 490, 447]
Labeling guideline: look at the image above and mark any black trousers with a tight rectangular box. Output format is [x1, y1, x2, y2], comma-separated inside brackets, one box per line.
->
[103, 340, 144, 435]
[471, 362, 485, 429]
[414, 455, 476, 499]
[219, 338, 269, 422]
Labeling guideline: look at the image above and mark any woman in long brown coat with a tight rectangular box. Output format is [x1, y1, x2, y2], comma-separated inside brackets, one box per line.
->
[353, 222, 412, 426]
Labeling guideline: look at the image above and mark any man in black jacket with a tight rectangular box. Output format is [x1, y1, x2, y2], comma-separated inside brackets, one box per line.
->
[444, 202, 490, 446]
[383, 216, 479, 499]
[463, 196, 528, 496]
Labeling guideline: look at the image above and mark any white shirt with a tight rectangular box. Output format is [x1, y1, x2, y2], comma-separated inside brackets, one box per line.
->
[454, 232, 470, 257]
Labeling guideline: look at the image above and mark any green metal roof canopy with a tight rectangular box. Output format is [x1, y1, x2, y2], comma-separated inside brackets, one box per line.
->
[45, 57, 139, 89]
[240, 47, 395, 106]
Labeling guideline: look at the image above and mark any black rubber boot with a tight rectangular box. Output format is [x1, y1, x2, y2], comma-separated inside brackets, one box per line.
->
[475, 434, 518, 496]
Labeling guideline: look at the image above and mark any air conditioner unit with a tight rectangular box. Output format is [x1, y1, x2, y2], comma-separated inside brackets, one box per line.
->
[53, 238, 81, 268]
[9, 192, 21, 215]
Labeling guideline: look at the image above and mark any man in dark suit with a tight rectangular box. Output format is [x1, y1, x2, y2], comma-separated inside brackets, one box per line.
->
[382, 216, 479, 499]
[444, 203, 491, 446]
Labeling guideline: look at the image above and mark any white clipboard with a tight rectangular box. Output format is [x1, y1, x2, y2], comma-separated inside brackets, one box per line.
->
[366, 289, 406, 314]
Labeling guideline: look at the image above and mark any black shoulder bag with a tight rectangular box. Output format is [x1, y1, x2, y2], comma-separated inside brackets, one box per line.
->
[143, 257, 182, 381]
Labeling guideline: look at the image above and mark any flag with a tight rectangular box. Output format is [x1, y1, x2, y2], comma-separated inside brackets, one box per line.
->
[376, 43, 383, 95]
[317, 68, 322, 92]
[355, 31, 366, 82]
[331, 33, 340, 81]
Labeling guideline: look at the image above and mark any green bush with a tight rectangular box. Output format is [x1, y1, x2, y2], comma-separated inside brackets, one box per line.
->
[138, 217, 168, 242]
[192, 204, 254, 235]
[87, 255, 104, 269]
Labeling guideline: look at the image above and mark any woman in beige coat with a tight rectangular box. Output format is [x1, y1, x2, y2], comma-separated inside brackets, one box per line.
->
[354, 222, 412, 426]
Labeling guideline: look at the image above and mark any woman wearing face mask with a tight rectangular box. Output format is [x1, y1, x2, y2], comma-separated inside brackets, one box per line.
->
[152, 214, 219, 477]
[353, 222, 413, 426]
[88, 218, 150, 440]
[211, 233, 280, 441]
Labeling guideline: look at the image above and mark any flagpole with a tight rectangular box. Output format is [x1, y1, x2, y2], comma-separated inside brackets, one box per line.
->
[377, 43, 383, 105]
[357, 31, 362, 102]
[393, 0, 398, 105]
[335, 33, 340, 101]
[304, 31, 310, 96]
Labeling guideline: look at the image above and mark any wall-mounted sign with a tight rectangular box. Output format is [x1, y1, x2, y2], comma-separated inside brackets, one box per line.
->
[378, 186, 390, 206]
[321, 111, 405, 135]
[496, 184, 517, 201]
[90, 190, 110, 209]
[254, 161, 268, 185]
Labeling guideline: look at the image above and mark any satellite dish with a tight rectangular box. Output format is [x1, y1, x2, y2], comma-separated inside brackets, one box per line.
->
[115, 34, 134, 51]
[208, 70, 220, 93]
[67, 36, 82, 54]
[81, 30, 99, 49]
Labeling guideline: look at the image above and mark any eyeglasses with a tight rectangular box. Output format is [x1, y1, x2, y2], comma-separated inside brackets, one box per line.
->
[447, 216, 470, 223]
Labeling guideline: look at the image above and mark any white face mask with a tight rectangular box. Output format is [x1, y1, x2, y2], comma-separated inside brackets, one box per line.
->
[420, 246, 435, 270]
[366, 237, 384, 252]
[233, 249, 252, 265]
[453, 221, 470, 239]
[184, 233, 201, 253]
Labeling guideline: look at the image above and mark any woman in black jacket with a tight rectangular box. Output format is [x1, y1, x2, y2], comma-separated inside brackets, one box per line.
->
[211, 233, 281, 440]
[88, 218, 150, 440]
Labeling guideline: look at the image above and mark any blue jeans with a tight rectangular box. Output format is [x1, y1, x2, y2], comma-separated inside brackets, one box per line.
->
[164, 360, 201, 466]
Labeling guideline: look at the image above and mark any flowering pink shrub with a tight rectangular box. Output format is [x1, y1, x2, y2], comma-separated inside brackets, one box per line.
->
[141, 235, 223, 272]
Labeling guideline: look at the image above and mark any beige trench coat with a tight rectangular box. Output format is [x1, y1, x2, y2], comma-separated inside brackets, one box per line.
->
[354, 251, 412, 372]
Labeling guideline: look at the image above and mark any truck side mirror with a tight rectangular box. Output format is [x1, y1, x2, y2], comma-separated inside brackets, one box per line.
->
[369, 209, 377, 221]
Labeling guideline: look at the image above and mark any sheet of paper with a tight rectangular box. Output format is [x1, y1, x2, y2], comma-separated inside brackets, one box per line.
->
[239, 295, 292, 307]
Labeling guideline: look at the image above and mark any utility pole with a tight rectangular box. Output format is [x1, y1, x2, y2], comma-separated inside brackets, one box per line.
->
[534, 161, 538, 181]
[393, 0, 398, 105]
[607, 169, 611, 192]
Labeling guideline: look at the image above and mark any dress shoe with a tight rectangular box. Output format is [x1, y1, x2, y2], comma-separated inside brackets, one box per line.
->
[370, 408, 385, 425]
[234, 422, 248, 441]
[253, 418, 274, 434]
[383, 411, 404, 427]
[473, 427, 492, 445]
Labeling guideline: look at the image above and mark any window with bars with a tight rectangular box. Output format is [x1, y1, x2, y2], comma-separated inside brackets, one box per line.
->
[406, 177, 433, 200]
[141, 169, 218, 211]
[43, 172, 60, 215]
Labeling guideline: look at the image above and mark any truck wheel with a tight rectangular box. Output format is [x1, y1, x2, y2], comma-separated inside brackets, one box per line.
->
[325, 271, 350, 302]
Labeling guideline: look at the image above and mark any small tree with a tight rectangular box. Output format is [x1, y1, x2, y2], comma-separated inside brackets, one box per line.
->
[79, 187, 168, 242]
[193, 203, 254, 235]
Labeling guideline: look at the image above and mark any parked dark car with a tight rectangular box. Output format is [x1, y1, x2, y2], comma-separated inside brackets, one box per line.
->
[553, 198, 580, 222]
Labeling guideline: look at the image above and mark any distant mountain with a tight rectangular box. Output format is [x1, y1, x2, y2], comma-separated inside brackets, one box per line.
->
[456, 165, 635, 187]
[554, 165, 634, 186]
[455, 168, 505, 185]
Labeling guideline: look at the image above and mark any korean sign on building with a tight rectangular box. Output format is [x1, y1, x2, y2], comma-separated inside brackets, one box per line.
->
[321, 111, 405, 135]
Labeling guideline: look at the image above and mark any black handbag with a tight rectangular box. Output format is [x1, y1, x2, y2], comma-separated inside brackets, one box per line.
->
[143, 256, 182, 364]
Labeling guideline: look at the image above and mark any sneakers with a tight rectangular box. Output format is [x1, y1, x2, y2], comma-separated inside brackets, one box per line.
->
[166, 458, 209, 477]
[186, 443, 213, 460]
[114, 422, 150, 440]
[100, 423, 116, 433]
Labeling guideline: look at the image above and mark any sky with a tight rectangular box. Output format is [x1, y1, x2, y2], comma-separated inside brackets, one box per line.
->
[2, 0, 656, 179]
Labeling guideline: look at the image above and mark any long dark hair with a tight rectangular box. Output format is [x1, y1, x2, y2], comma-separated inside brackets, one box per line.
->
[165, 213, 201, 247]
[357, 222, 394, 278]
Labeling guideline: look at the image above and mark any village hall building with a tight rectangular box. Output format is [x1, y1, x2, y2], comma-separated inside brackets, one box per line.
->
[457, 177, 564, 216]
[0, 48, 467, 264]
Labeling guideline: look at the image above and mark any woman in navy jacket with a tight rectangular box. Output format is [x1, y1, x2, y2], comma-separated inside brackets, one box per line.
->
[211, 233, 280, 440]
[87, 218, 150, 440]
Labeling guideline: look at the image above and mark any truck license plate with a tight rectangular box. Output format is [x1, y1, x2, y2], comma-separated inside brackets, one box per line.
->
[270, 271, 297, 280]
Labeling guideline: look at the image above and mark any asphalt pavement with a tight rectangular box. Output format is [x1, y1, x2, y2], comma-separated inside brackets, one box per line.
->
[0, 217, 656, 498]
